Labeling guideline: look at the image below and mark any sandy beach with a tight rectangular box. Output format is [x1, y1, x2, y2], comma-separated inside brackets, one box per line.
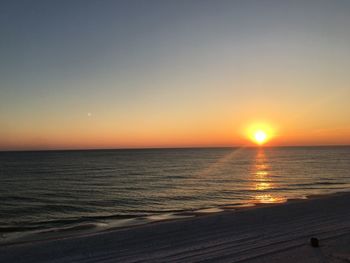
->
[1, 192, 350, 263]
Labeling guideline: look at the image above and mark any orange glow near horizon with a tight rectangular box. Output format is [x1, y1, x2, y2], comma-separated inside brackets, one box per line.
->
[1, 117, 350, 151]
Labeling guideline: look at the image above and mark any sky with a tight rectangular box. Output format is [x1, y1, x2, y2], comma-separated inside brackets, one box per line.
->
[1, 0, 350, 150]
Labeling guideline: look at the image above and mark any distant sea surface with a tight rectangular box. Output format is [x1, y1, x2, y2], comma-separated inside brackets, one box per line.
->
[1, 147, 350, 243]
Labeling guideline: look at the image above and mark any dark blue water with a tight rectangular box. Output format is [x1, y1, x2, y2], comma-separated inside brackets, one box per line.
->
[1, 147, 350, 243]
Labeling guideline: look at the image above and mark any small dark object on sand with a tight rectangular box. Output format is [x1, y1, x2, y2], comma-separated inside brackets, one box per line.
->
[310, 237, 319, 247]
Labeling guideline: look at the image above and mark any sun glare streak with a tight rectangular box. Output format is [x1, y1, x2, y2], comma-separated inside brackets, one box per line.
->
[194, 147, 246, 178]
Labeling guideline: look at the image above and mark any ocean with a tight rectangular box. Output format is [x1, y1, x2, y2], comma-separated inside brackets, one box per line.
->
[1, 146, 349, 244]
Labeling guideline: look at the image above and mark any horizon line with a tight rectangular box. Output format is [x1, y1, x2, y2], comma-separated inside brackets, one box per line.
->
[1, 144, 350, 153]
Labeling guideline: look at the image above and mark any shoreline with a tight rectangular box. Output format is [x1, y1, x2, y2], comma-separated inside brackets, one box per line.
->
[1, 190, 348, 247]
[2, 190, 350, 262]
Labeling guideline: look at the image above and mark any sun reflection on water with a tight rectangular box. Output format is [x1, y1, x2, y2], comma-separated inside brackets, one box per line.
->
[255, 194, 286, 203]
[255, 182, 271, 191]
[251, 149, 286, 204]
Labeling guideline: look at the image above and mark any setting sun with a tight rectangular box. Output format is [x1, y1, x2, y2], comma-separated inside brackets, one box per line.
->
[244, 122, 275, 146]
[254, 130, 267, 145]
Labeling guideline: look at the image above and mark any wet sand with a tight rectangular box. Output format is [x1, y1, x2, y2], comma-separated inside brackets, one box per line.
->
[1, 192, 350, 262]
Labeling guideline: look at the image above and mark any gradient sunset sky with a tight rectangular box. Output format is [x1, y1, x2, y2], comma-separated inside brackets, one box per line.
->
[1, 0, 350, 150]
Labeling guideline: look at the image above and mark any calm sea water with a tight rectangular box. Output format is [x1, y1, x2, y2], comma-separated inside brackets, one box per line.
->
[1, 147, 350, 243]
